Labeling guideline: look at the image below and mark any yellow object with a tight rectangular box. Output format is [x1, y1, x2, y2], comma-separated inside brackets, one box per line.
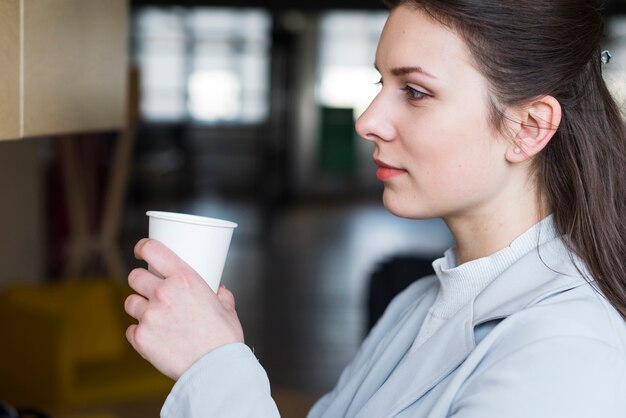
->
[0, 279, 173, 410]
[58, 414, 117, 418]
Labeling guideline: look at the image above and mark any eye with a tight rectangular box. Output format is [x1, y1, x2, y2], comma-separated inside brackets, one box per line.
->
[374, 77, 383, 86]
[401, 85, 429, 101]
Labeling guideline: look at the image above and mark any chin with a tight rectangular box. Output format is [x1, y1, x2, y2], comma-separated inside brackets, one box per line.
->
[381, 189, 434, 220]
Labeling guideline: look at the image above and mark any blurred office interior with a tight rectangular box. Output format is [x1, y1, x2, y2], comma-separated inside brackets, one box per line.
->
[1, 0, 625, 417]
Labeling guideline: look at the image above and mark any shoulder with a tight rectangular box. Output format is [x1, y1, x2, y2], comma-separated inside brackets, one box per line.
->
[453, 286, 626, 417]
[474, 234, 626, 354]
[497, 282, 626, 353]
[470, 282, 626, 386]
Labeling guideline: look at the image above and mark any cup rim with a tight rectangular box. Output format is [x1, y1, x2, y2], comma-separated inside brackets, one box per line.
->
[146, 211, 238, 228]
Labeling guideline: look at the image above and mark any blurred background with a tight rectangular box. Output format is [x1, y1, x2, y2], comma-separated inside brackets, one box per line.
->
[0, 0, 625, 417]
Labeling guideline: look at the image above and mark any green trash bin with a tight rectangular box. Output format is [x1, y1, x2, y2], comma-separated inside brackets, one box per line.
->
[318, 107, 357, 174]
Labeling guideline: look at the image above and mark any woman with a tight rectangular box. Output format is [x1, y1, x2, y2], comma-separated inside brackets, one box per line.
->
[124, 0, 626, 416]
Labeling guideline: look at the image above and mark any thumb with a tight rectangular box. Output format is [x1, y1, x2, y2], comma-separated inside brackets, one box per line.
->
[217, 285, 236, 311]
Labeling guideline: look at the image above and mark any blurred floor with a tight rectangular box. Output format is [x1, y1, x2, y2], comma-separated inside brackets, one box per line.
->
[121, 193, 454, 405]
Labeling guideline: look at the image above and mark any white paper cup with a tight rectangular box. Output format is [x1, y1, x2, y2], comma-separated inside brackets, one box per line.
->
[146, 211, 238, 292]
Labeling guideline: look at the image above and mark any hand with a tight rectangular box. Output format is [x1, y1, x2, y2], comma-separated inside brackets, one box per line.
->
[124, 238, 244, 380]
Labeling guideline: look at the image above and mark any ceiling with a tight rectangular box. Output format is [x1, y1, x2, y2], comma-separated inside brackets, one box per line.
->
[131, 0, 386, 11]
[130, 0, 626, 15]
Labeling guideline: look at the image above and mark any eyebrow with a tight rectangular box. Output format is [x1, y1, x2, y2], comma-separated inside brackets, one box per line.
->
[374, 63, 437, 79]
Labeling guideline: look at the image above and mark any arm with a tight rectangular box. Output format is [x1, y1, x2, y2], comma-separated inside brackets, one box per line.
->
[161, 343, 280, 418]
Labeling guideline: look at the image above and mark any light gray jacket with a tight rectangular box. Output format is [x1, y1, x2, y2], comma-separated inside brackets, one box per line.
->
[161, 236, 626, 417]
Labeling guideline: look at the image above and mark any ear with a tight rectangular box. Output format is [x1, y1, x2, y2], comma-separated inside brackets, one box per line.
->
[505, 95, 562, 163]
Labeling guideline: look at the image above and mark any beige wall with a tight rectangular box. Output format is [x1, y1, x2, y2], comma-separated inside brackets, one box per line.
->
[0, 1, 20, 140]
[23, 0, 128, 138]
[0, 0, 128, 141]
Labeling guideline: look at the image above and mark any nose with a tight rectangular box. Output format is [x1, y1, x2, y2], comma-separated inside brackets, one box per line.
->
[355, 92, 396, 143]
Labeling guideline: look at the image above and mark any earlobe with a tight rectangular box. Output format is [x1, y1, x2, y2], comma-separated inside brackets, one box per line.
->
[506, 137, 530, 163]
[506, 96, 562, 163]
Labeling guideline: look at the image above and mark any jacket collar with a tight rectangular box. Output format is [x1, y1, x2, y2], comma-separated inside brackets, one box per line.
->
[358, 236, 590, 417]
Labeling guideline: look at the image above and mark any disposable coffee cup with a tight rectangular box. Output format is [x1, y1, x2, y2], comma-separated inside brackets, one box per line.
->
[146, 211, 238, 292]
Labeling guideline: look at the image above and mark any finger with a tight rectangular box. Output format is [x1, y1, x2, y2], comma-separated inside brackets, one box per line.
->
[217, 285, 236, 311]
[125, 293, 149, 320]
[125, 324, 149, 362]
[133, 238, 150, 260]
[126, 324, 139, 351]
[128, 267, 162, 300]
[134, 239, 194, 279]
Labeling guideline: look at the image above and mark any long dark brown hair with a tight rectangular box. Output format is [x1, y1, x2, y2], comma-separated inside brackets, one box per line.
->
[384, 0, 626, 320]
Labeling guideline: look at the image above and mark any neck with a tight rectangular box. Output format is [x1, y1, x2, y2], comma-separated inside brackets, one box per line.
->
[445, 188, 549, 265]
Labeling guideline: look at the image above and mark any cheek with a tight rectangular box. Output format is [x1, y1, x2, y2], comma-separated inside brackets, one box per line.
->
[444, 141, 509, 207]
[405, 117, 502, 193]
[403, 112, 481, 171]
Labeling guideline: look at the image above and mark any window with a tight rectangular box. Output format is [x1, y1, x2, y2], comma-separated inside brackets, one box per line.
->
[317, 11, 388, 119]
[604, 16, 626, 112]
[317, 12, 626, 116]
[133, 7, 271, 124]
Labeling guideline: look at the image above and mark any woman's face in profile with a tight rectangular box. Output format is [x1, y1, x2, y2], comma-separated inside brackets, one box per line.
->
[356, 5, 516, 222]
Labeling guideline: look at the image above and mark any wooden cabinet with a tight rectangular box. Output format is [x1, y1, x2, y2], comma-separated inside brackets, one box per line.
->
[0, 0, 128, 141]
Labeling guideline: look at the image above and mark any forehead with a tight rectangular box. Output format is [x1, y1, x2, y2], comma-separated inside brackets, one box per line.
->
[376, 5, 479, 80]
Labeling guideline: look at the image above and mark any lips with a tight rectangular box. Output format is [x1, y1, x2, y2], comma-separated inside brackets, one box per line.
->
[374, 158, 408, 181]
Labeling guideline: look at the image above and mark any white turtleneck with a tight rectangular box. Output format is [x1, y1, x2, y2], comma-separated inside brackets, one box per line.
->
[411, 215, 558, 351]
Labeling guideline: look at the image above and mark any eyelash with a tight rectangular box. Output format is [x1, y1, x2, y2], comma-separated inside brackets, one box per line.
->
[402, 85, 427, 101]
[374, 78, 429, 102]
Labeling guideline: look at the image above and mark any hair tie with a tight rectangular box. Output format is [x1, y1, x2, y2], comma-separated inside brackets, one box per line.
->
[601, 50, 612, 65]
